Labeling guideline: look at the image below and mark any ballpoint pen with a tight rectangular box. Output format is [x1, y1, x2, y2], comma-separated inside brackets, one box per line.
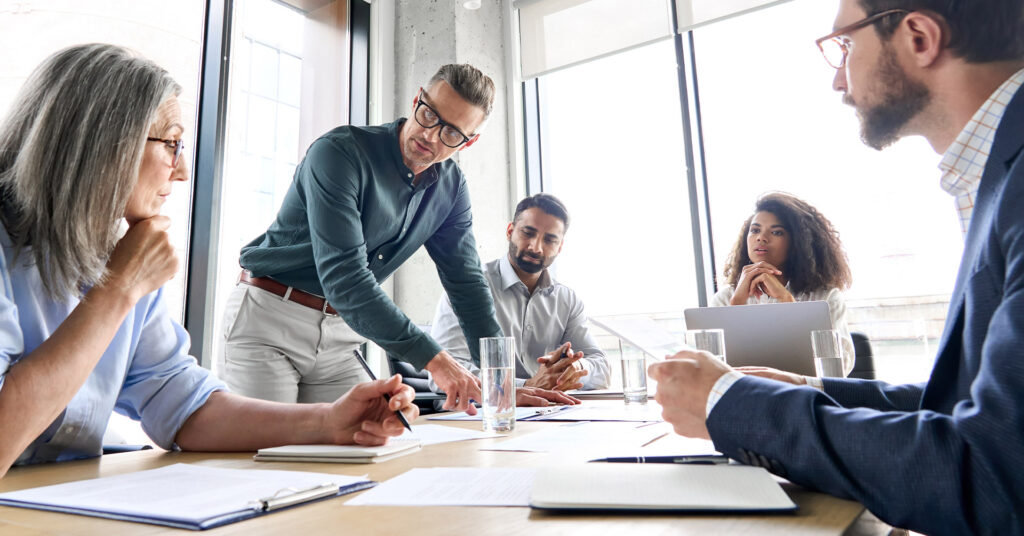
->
[589, 455, 729, 465]
[352, 349, 413, 432]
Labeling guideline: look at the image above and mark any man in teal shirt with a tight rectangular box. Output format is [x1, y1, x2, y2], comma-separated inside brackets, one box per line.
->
[220, 64, 528, 412]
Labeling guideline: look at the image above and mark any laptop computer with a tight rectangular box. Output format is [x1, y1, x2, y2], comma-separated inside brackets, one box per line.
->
[683, 301, 832, 376]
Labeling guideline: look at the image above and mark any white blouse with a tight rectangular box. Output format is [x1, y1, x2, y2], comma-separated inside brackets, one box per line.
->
[710, 285, 855, 375]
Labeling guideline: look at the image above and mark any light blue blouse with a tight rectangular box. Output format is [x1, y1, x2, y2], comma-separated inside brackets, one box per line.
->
[0, 225, 225, 465]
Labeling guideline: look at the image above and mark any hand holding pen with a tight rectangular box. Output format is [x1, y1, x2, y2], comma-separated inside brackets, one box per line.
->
[352, 349, 414, 432]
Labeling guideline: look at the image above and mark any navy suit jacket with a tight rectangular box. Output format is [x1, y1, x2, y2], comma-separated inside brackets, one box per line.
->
[708, 87, 1024, 535]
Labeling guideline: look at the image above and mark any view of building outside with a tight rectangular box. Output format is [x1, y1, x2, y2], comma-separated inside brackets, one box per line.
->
[212, 0, 306, 374]
[535, 0, 960, 385]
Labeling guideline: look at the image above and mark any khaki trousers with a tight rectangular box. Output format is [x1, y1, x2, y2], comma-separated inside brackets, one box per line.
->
[219, 284, 368, 403]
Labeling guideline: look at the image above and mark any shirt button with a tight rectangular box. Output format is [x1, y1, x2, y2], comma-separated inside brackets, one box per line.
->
[378, 254, 384, 260]
[407, 173, 413, 178]
[402, 227, 407, 233]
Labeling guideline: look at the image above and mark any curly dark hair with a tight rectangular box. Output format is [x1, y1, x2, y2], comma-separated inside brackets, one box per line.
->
[721, 192, 852, 295]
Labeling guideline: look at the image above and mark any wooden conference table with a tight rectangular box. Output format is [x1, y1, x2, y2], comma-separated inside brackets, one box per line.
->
[0, 413, 878, 536]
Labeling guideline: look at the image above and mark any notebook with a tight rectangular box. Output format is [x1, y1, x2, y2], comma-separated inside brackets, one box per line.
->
[254, 438, 422, 464]
[684, 301, 832, 376]
[0, 463, 374, 531]
[530, 463, 796, 513]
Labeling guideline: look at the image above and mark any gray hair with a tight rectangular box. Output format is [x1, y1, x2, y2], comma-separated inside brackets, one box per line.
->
[427, 64, 496, 118]
[0, 43, 181, 300]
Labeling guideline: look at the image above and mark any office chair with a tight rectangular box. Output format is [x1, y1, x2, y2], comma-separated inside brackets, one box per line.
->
[383, 328, 446, 414]
[849, 332, 877, 380]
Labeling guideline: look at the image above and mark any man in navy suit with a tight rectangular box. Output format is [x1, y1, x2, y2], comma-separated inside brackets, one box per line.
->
[651, 1, 1024, 534]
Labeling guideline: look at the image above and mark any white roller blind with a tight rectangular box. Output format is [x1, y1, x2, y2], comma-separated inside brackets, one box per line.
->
[675, 0, 792, 31]
[515, 0, 793, 80]
[516, 0, 673, 79]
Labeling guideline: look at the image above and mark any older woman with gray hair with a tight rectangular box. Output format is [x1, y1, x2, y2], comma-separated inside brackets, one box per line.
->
[0, 44, 417, 478]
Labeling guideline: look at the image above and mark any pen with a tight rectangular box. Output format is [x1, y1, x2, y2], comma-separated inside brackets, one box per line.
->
[352, 349, 413, 432]
[590, 455, 729, 465]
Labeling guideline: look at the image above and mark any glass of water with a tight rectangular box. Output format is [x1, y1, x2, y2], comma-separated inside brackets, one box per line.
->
[480, 337, 516, 432]
[619, 340, 648, 405]
[811, 329, 845, 378]
[683, 329, 726, 363]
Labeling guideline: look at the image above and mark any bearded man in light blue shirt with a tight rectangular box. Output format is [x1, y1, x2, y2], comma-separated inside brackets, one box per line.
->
[431, 194, 610, 391]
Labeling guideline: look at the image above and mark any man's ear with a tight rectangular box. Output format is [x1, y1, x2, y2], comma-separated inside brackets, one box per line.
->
[902, 11, 945, 67]
[460, 134, 481, 150]
[506, 221, 514, 240]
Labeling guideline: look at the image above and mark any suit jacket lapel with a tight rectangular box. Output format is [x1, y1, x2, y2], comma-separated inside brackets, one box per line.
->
[932, 87, 1024, 368]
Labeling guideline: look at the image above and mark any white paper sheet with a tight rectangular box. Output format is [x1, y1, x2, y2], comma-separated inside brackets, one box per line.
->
[532, 401, 665, 422]
[590, 316, 687, 360]
[398, 424, 500, 445]
[0, 464, 368, 526]
[345, 467, 536, 506]
[482, 422, 669, 453]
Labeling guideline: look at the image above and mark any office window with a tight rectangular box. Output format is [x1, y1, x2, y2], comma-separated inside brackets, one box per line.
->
[0, 1, 207, 323]
[692, 0, 959, 383]
[535, 39, 696, 387]
[0, 1, 208, 445]
[211, 0, 351, 372]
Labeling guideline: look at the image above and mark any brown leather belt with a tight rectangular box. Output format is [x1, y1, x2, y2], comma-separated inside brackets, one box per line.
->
[239, 271, 338, 315]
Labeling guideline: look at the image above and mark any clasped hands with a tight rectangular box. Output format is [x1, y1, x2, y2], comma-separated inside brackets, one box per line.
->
[524, 341, 588, 391]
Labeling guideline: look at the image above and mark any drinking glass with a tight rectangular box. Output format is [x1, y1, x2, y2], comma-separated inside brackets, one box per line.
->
[619, 340, 648, 405]
[684, 329, 726, 363]
[811, 329, 845, 378]
[480, 337, 516, 432]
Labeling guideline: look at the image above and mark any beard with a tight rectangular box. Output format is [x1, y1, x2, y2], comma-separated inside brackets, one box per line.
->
[848, 45, 931, 151]
[508, 242, 551, 274]
[402, 137, 435, 169]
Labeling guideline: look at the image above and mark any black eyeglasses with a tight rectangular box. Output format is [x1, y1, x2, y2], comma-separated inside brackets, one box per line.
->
[147, 137, 185, 167]
[413, 88, 473, 148]
[815, 9, 909, 69]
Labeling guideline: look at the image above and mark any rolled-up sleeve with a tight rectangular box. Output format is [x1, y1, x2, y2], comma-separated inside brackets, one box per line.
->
[115, 289, 225, 450]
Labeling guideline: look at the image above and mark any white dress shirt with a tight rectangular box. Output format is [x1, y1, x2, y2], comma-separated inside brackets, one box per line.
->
[430, 256, 610, 389]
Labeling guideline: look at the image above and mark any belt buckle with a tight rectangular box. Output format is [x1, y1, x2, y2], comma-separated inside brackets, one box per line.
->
[321, 300, 337, 316]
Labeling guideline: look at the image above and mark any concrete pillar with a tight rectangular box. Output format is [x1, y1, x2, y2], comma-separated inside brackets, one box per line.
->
[390, 0, 513, 326]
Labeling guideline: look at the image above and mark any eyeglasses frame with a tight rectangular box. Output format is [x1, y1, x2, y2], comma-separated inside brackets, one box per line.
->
[413, 87, 473, 148]
[815, 9, 910, 69]
[147, 136, 185, 167]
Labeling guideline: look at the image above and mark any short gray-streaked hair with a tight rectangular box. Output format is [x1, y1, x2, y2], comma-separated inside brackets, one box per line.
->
[427, 64, 496, 118]
[0, 43, 181, 300]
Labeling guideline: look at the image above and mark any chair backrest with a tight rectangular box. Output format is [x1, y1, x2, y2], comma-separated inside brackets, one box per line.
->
[849, 331, 876, 380]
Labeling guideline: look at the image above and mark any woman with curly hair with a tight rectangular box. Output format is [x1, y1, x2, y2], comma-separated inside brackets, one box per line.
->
[711, 192, 855, 374]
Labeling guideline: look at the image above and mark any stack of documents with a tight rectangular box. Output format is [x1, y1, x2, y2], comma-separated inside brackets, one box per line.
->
[0, 464, 373, 530]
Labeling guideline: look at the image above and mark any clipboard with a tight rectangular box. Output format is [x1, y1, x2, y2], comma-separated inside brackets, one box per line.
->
[0, 463, 376, 531]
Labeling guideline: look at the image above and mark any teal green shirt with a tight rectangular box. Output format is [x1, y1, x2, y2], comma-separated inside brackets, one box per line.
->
[239, 119, 501, 368]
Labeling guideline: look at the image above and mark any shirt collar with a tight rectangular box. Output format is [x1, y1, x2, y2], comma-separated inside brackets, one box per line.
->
[498, 254, 555, 293]
[938, 68, 1024, 197]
